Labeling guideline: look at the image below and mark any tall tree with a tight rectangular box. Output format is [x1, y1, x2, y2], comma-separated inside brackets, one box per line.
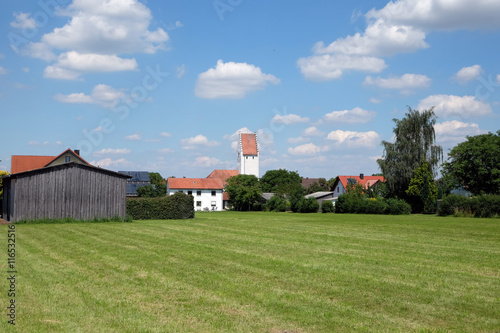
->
[149, 172, 165, 185]
[225, 174, 263, 211]
[377, 107, 443, 198]
[260, 169, 302, 196]
[406, 161, 438, 213]
[442, 131, 500, 195]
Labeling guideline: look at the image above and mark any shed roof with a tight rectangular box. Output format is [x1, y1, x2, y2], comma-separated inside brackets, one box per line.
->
[305, 191, 335, 199]
[167, 178, 223, 190]
[240, 133, 258, 155]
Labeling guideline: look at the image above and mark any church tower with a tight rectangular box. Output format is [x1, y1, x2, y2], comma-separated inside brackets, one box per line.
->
[237, 133, 259, 178]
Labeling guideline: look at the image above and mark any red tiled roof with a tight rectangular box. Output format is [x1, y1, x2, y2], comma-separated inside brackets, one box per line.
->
[241, 133, 258, 155]
[11, 155, 55, 174]
[167, 178, 223, 190]
[337, 175, 385, 190]
[10, 148, 90, 174]
[207, 169, 239, 185]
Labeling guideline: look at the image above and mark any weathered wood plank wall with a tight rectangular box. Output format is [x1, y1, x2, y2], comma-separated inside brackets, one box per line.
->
[9, 165, 127, 222]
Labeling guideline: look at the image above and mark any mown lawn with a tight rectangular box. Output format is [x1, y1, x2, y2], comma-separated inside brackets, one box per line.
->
[1, 212, 499, 332]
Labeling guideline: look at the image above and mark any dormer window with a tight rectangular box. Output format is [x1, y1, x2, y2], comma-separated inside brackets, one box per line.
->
[65, 156, 70, 163]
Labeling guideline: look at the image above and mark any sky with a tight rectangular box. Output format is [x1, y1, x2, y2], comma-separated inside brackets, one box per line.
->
[1, 0, 499, 179]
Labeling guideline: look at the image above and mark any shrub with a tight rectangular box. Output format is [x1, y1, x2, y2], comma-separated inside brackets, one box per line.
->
[358, 198, 388, 214]
[265, 195, 288, 212]
[321, 200, 334, 213]
[126, 192, 194, 220]
[437, 194, 469, 216]
[300, 197, 319, 213]
[384, 198, 411, 215]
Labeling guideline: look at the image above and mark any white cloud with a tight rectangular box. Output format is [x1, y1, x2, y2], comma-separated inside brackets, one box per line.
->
[367, 0, 500, 31]
[0, 67, 7, 75]
[17, 0, 167, 78]
[322, 107, 376, 124]
[453, 65, 482, 84]
[92, 158, 131, 168]
[158, 148, 174, 154]
[22, 67, 29, 73]
[370, 98, 382, 104]
[435, 120, 486, 144]
[418, 94, 492, 118]
[44, 52, 137, 80]
[181, 135, 220, 150]
[223, 127, 253, 141]
[54, 84, 125, 108]
[288, 143, 322, 156]
[297, 53, 386, 81]
[160, 132, 172, 138]
[11, 12, 36, 29]
[272, 113, 309, 125]
[194, 156, 223, 168]
[326, 130, 380, 148]
[364, 73, 431, 91]
[94, 148, 131, 156]
[303, 126, 324, 137]
[125, 133, 142, 141]
[299, 0, 500, 81]
[195, 60, 280, 99]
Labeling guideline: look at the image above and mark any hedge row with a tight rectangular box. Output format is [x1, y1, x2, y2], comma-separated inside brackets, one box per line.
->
[437, 194, 500, 218]
[126, 192, 194, 220]
[335, 196, 411, 215]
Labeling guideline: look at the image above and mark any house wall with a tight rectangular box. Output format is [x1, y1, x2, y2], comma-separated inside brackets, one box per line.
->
[47, 151, 85, 167]
[334, 183, 346, 197]
[5, 166, 127, 222]
[167, 188, 223, 211]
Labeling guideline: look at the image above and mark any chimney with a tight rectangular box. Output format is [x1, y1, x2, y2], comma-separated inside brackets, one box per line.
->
[74, 149, 80, 156]
[360, 173, 364, 180]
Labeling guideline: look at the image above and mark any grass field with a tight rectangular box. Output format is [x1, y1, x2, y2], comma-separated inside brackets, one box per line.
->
[1, 212, 499, 332]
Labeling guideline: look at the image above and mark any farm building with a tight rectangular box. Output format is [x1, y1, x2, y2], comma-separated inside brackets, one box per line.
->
[2, 152, 131, 222]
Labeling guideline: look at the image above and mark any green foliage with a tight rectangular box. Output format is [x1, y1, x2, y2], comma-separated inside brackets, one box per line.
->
[442, 130, 500, 195]
[289, 186, 306, 213]
[264, 195, 288, 212]
[14, 215, 131, 224]
[260, 169, 302, 196]
[321, 200, 334, 213]
[137, 184, 167, 197]
[149, 172, 165, 185]
[300, 197, 319, 213]
[377, 107, 443, 199]
[406, 161, 438, 213]
[438, 194, 500, 218]
[126, 192, 194, 219]
[225, 174, 263, 211]
[336, 193, 410, 215]
[0, 170, 9, 198]
[305, 178, 331, 194]
[384, 198, 412, 215]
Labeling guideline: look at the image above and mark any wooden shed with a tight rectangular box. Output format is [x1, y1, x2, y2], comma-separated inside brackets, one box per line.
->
[1, 162, 131, 222]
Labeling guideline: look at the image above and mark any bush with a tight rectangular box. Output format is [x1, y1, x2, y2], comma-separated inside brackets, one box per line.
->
[437, 194, 469, 216]
[335, 194, 360, 214]
[265, 195, 288, 212]
[300, 197, 319, 213]
[384, 198, 412, 215]
[358, 198, 388, 214]
[321, 200, 334, 213]
[437, 194, 500, 218]
[126, 192, 194, 220]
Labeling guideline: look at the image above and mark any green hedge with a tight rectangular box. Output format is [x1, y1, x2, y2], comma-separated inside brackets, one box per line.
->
[335, 195, 411, 215]
[321, 200, 334, 213]
[437, 194, 500, 218]
[126, 192, 194, 220]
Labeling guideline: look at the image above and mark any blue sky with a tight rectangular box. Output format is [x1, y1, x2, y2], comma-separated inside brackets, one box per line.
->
[1, 0, 499, 179]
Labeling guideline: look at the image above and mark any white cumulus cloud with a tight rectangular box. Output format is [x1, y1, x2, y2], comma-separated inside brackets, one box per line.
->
[94, 148, 131, 156]
[418, 94, 492, 118]
[327, 130, 380, 148]
[288, 143, 322, 156]
[54, 84, 126, 108]
[364, 73, 431, 91]
[435, 121, 486, 145]
[453, 65, 482, 84]
[272, 113, 309, 125]
[181, 135, 220, 150]
[11, 12, 36, 29]
[194, 156, 223, 168]
[195, 60, 280, 99]
[322, 107, 376, 124]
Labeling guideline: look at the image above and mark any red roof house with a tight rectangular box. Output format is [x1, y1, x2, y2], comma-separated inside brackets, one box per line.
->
[10, 148, 90, 174]
[332, 174, 385, 197]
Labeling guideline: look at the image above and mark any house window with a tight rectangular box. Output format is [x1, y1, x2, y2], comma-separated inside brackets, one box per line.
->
[196, 201, 202, 207]
[337, 187, 339, 193]
[178, 190, 183, 193]
[211, 201, 216, 207]
[211, 190, 216, 196]
[197, 190, 201, 196]
[188, 191, 192, 195]
[65, 156, 70, 163]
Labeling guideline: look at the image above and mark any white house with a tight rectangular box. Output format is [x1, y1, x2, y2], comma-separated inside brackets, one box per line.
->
[237, 133, 259, 178]
[167, 178, 224, 211]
